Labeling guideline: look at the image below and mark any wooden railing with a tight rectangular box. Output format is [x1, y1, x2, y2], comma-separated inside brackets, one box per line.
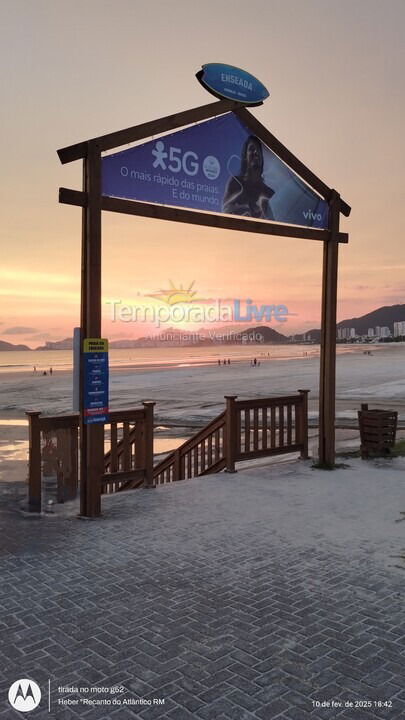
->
[227, 390, 309, 471]
[27, 391, 308, 511]
[26, 411, 79, 513]
[26, 403, 154, 512]
[102, 404, 154, 494]
[153, 390, 309, 484]
[153, 411, 226, 485]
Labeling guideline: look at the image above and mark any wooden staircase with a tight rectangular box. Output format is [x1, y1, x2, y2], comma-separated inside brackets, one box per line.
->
[152, 390, 309, 485]
[153, 410, 227, 485]
[27, 392, 309, 512]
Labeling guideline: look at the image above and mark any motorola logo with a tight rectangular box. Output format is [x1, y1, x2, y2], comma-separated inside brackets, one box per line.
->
[8, 679, 41, 712]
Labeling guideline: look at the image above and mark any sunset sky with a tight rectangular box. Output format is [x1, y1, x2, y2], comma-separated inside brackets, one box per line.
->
[0, 0, 404, 347]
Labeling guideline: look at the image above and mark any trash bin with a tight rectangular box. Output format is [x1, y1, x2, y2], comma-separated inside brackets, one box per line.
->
[358, 403, 398, 459]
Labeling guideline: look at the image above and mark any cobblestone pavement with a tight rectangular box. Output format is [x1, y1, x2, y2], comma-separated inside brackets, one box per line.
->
[0, 460, 404, 720]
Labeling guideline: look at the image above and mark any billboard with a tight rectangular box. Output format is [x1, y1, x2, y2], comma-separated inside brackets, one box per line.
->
[102, 113, 328, 229]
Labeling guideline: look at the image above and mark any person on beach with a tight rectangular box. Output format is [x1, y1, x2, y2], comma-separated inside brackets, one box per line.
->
[222, 135, 275, 219]
[50, 367, 53, 375]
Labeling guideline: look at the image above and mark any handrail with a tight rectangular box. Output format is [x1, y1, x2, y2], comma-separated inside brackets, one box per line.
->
[153, 391, 309, 484]
[234, 395, 301, 409]
[27, 392, 309, 511]
[171, 411, 225, 456]
[104, 424, 137, 469]
[153, 410, 226, 484]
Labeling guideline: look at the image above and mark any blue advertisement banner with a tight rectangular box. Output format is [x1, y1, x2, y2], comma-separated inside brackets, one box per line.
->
[102, 113, 329, 229]
[83, 339, 109, 425]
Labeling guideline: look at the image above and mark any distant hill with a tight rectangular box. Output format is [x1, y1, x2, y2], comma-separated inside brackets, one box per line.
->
[36, 338, 73, 350]
[0, 340, 30, 351]
[110, 328, 203, 348]
[337, 304, 405, 335]
[3, 303, 404, 351]
[291, 304, 405, 342]
[291, 328, 321, 343]
[108, 326, 289, 347]
[223, 326, 288, 344]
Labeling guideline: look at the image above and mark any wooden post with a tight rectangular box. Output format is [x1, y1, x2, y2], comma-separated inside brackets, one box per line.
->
[298, 390, 309, 459]
[109, 423, 118, 472]
[79, 158, 87, 513]
[143, 402, 155, 487]
[26, 411, 42, 512]
[56, 429, 66, 502]
[70, 425, 79, 500]
[225, 396, 238, 473]
[134, 420, 144, 470]
[122, 422, 131, 470]
[173, 449, 181, 481]
[80, 140, 103, 517]
[319, 190, 340, 466]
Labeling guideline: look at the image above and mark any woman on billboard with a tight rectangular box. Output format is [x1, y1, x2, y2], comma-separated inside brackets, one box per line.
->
[222, 135, 275, 220]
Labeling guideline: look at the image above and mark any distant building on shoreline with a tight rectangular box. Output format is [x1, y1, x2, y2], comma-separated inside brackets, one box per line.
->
[337, 327, 356, 340]
[394, 321, 405, 337]
[337, 322, 405, 342]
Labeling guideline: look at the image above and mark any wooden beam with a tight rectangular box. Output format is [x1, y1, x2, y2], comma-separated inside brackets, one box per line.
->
[234, 107, 351, 218]
[57, 100, 239, 164]
[101, 469, 144, 485]
[143, 401, 155, 488]
[318, 190, 340, 466]
[59, 188, 349, 243]
[79, 157, 88, 517]
[80, 141, 103, 518]
[225, 396, 238, 473]
[59, 188, 87, 206]
[26, 411, 42, 512]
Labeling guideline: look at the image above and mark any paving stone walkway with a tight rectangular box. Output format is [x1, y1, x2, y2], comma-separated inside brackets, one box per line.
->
[0, 459, 404, 719]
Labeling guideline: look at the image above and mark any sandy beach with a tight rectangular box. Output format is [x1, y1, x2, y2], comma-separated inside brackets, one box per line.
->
[1, 343, 404, 484]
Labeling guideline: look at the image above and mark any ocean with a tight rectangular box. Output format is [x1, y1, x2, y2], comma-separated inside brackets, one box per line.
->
[0, 343, 348, 374]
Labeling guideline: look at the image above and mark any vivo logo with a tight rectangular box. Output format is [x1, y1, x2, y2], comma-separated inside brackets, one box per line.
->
[303, 210, 323, 222]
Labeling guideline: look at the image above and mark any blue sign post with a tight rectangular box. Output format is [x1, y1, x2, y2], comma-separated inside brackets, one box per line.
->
[83, 338, 109, 424]
[196, 63, 269, 106]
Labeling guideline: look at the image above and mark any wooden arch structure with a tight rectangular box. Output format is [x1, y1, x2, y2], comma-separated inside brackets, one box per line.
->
[58, 98, 351, 517]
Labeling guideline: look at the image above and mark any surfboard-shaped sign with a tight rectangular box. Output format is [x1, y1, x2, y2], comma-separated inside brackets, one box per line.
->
[196, 63, 269, 106]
